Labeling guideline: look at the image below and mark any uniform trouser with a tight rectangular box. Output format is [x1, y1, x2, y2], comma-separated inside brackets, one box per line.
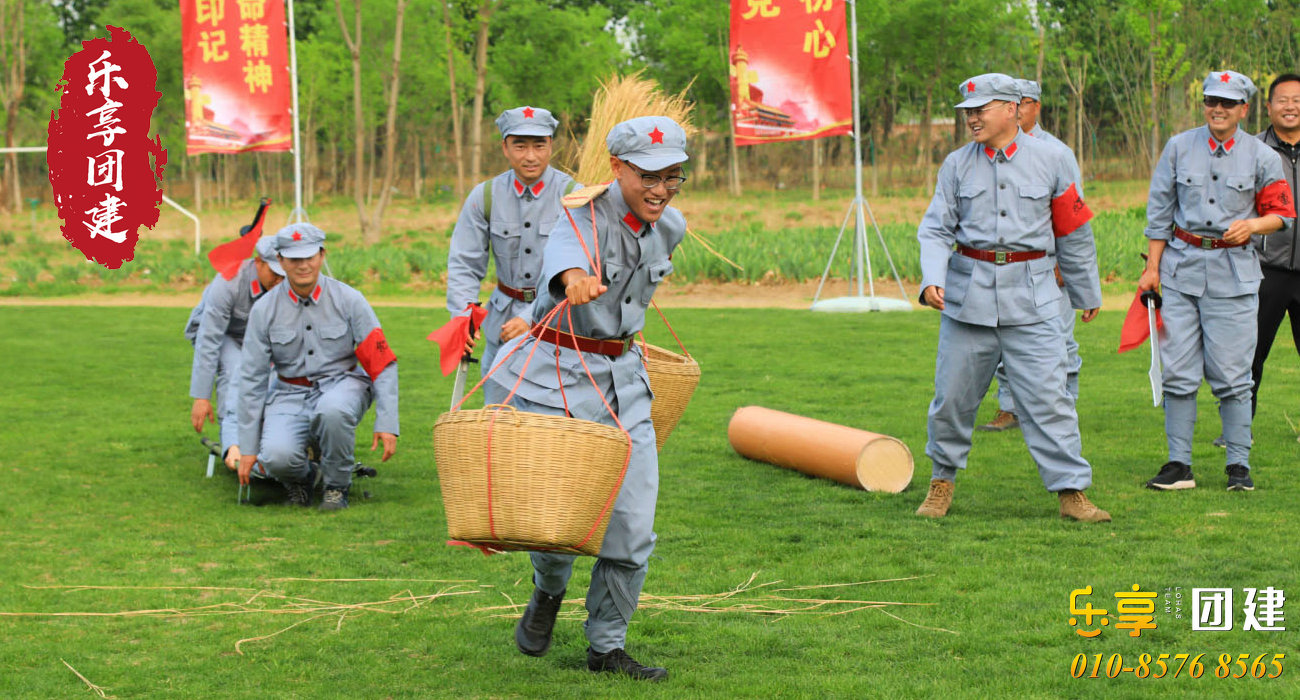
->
[214, 336, 244, 453]
[509, 395, 659, 654]
[1159, 288, 1257, 469]
[996, 294, 1080, 411]
[258, 375, 374, 489]
[1250, 266, 1300, 416]
[926, 314, 1092, 492]
[480, 333, 506, 406]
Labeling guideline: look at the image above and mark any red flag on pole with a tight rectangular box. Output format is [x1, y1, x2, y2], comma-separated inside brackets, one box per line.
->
[729, 0, 853, 145]
[1118, 290, 1162, 353]
[181, 0, 293, 154]
[207, 199, 271, 279]
[428, 304, 490, 377]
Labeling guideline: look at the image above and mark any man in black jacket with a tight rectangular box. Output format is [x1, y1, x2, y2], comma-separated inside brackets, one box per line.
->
[1249, 73, 1300, 420]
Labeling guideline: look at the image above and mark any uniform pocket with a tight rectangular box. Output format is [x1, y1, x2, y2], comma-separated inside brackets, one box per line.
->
[640, 260, 674, 304]
[943, 252, 975, 307]
[1175, 171, 1207, 211]
[318, 321, 352, 358]
[1225, 174, 1255, 212]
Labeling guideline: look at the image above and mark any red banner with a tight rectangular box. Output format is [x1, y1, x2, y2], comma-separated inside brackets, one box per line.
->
[47, 26, 166, 269]
[181, 0, 292, 154]
[729, 0, 853, 145]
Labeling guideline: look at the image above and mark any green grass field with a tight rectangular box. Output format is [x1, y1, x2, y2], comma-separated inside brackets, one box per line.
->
[2, 305, 1299, 698]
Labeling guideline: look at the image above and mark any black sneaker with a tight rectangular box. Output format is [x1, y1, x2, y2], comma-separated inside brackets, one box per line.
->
[587, 647, 667, 682]
[515, 588, 565, 657]
[285, 481, 312, 506]
[1225, 464, 1254, 491]
[1145, 461, 1195, 490]
[319, 487, 350, 511]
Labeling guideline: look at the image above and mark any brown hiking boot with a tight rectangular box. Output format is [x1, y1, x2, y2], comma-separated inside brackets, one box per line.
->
[916, 479, 954, 518]
[976, 410, 1019, 432]
[1058, 490, 1111, 523]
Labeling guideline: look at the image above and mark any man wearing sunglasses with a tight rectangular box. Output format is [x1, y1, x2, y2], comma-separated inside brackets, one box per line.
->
[490, 116, 687, 681]
[916, 73, 1108, 523]
[446, 106, 577, 403]
[1141, 71, 1295, 493]
[978, 79, 1087, 434]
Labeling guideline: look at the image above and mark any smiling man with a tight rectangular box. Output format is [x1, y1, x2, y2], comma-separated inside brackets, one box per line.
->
[487, 116, 688, 681]
[1247, 74, 1300, 424]
[236, 223, 399, 511]
[915, 73, 1108, 523]
[445, 106, 577, 403]
[1141, 70, 1296, 492]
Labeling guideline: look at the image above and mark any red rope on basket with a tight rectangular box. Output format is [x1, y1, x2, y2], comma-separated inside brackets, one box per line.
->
[650, 299, 690, 357]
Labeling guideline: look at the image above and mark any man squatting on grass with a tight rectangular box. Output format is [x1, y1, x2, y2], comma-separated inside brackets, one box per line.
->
[446, 106, 577, 405]
[977, 78, 1086, 434]
[184, 234, 284, 470]
[487, 116, 688, 681]
[1140, 71, 1295, 493]
[236, 223, 400, 511]
[915, 73, 1110, 523]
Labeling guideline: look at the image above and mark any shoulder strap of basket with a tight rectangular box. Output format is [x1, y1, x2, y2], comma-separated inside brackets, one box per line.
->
[649, 299, 690, 357]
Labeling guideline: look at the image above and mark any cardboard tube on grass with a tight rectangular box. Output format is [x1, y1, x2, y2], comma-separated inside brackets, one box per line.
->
[728, 406, 913, 493]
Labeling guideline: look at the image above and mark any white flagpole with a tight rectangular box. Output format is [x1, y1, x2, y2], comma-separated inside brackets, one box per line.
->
[287, 0, 307, 224]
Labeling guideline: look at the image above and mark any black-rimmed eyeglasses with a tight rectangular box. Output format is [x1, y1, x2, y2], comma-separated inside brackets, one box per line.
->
[624, 162, 687, 191]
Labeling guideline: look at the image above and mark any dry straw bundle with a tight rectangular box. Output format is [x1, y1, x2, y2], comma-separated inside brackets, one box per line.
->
[572, 71, 698, 185]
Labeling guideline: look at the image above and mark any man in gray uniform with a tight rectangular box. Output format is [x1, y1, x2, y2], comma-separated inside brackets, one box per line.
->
[446, 106, 577, 404]
[978, 78, 1085, 433]
[915, 73, 1109, 523]
[185, 235, 284, 469]
[237, 223, 399, 510]
[490, 116, 687, 681]
[1140, 70, 1294, 492]
[1248, 73, 1300, 420]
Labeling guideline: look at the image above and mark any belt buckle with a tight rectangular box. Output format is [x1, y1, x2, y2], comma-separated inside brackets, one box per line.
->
[522, 288, 536, 302]
[1201, 237, 1215, 250]
[994, 251, 1008, 265]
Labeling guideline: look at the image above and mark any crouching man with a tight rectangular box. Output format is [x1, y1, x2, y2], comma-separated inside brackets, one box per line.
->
[237, 223, 398, 510]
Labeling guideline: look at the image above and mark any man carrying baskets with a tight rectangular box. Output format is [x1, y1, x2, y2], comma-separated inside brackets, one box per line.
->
[487, 116, 688, 681]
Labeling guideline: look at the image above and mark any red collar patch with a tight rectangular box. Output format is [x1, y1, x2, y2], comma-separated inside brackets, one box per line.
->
[251, 279, 263, 296]
[513, 178, 545, 197]
[287, 283, 322, 304]
[530, 180, 545, 196]
[522, 106, 535, 118]
[622, 211, 643, 233]
[983, 141, 1019, 162]
[513, 179, 525, 195]
[648, 127, 665, 144]
[1208, 136, 1237, 153]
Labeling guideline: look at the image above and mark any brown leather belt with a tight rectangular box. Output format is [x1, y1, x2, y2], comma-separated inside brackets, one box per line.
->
[1174, 226, 1245, 249]
[530, 325, 633, 357]
[498, 281, 537, 302]
[956, 245, 1047, 265]
[278, 375, 313, 387]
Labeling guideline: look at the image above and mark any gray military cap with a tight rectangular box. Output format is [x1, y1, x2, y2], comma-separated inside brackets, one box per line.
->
[1015, 79, 1042, 102]
[956, 73, 1021, 108]
[275, 223, 326, 259]
[495, 106, 558, 138]
[1203, 70, 1256, 103]
[606, 116, 689, 171]
[255, 235, 285, 276]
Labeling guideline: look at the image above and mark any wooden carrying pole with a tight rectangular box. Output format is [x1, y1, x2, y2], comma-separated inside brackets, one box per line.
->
[728, 406, 913, 493]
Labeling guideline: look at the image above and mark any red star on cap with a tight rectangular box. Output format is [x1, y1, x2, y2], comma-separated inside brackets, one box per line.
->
[967, 81, 975, 92]
[522, 106, 535, 118]
[292, 232, 302, 241]
[1220, 72, 1231, 83]
[648, 127, 665, 144]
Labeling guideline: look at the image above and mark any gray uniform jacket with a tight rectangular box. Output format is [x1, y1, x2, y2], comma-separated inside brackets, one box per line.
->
[1145, 125, 1294, 297]
[238, 277, 399, 453]
[1253, 126, 1300, 270]
[445, 167, 577, 347]
[184, 259, 268, 399]
[918, 129, 1102, 327]
[489, 180, 685, 421]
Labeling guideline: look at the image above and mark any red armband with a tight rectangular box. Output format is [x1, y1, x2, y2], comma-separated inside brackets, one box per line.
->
[356, 328, 397, 381]
[1255, 179, 1296, 219]
[1051, 183, 1094, 238]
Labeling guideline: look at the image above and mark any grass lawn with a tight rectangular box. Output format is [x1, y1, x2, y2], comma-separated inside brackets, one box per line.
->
[1, 304, 1298, 698]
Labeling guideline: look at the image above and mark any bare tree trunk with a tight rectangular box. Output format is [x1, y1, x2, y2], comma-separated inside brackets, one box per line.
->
[469, 0, 496, 182]
[365, 0, 408, 244]
[1, 0, 27, 212]
[329, 136, 338, 195]
[727, 110, 742, 196]
[695, 133, 709, 182]
[811, 138, 820, 202]
[443, 0, 465, 199]
[335, 0, 369, 237]
[1035, 20, 1045, 84]
[193, 156, 202, 213]
[1148, 10, 1159, 168]
[413, 133, 423, 199]
[304, 113, 316, 207]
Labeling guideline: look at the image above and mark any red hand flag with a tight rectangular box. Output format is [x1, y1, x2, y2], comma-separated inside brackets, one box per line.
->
[1118, 290, 1162, 353]
[207, 200, 271, 280]
[427, 304, 489, 376]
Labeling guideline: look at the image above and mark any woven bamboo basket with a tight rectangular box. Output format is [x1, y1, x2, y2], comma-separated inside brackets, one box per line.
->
[433, 406, 630, 556]
[644, 343, 700, 451]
